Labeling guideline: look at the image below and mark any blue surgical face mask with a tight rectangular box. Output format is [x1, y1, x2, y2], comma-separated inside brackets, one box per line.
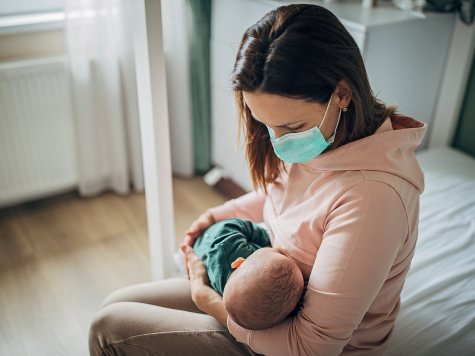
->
[265, 92, 341, 163]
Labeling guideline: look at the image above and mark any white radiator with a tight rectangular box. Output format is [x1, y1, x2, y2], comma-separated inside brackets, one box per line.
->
[0, 56, 77, 208]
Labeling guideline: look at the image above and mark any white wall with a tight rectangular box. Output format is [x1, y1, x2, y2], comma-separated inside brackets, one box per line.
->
[161, 0, 194, 177]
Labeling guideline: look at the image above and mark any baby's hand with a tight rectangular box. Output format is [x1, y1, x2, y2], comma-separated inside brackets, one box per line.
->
[183, 212, 215, 247]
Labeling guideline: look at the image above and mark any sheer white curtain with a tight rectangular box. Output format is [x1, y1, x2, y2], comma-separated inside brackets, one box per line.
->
[65, 0, 144, 196]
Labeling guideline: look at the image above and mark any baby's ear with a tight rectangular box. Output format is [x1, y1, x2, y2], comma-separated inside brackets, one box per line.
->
[231, 257, 246, 269]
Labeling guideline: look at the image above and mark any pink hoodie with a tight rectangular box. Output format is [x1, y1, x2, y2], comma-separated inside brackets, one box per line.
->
[207, 115, 427, 356]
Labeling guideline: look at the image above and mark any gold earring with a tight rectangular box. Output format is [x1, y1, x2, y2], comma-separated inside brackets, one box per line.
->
[342, 107, 348, 112]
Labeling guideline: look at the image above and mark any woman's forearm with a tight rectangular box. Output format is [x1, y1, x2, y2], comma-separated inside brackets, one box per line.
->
[194, 285, 228, 326]
[205, 292, 228, 327]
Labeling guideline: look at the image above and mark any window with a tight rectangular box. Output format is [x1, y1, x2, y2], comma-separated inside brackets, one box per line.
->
[0, 0, 64, 17]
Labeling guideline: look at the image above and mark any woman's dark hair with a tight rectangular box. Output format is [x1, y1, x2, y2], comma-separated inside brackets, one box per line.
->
[232, 4, 397, 193]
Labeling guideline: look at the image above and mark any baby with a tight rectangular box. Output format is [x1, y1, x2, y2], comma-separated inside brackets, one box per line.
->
[190, 218, 305, 330]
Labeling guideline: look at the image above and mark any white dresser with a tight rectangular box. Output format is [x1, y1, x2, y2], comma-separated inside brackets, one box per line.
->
[211, 0, 455, 189]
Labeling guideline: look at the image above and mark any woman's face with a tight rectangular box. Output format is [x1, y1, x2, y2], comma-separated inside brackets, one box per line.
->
[242, 90, 343, 140]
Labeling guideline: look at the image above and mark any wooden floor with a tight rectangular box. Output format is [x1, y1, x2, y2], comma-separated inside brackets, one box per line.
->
[0, 176, 228, 356]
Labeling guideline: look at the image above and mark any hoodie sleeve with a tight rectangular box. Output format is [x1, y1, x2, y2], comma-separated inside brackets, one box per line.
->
[227, 180, 409, 356]
[206, 189, 267, 223]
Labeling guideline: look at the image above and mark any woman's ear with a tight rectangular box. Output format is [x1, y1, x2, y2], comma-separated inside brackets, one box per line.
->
[336, 79, 352, 109]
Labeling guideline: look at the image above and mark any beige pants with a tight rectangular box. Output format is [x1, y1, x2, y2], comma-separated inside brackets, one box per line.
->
[89, 278, 259, 356]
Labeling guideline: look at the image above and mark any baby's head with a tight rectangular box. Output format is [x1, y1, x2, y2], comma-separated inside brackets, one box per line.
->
[223, 247, 304, 330]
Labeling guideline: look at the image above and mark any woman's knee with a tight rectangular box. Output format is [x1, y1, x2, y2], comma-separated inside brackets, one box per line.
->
[89, 301, 253, 356]
[89, 302, 125, 356]
[90, 301, 152, 355]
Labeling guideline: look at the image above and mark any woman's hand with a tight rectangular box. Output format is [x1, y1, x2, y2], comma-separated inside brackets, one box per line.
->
[183, 212, 215, 247]
[180, 244, 228, 326]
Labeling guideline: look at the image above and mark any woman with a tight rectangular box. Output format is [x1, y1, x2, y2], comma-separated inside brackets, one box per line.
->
[89, 4, 426, 356]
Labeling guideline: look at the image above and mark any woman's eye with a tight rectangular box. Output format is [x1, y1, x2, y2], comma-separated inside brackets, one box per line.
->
[289, 126, 303, 131]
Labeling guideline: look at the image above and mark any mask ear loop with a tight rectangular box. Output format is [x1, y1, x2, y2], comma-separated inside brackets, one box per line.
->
[318, 92, 335, 130]
[333, 108, 342, 137]
[326, 108, 342, 145]
[334, 101, 349, 135]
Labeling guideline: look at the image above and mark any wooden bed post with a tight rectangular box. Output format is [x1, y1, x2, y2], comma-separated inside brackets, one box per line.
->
[130, 0, 176, 280]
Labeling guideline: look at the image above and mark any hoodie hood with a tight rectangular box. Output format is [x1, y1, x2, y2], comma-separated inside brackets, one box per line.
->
[298, 115, 427, 193]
